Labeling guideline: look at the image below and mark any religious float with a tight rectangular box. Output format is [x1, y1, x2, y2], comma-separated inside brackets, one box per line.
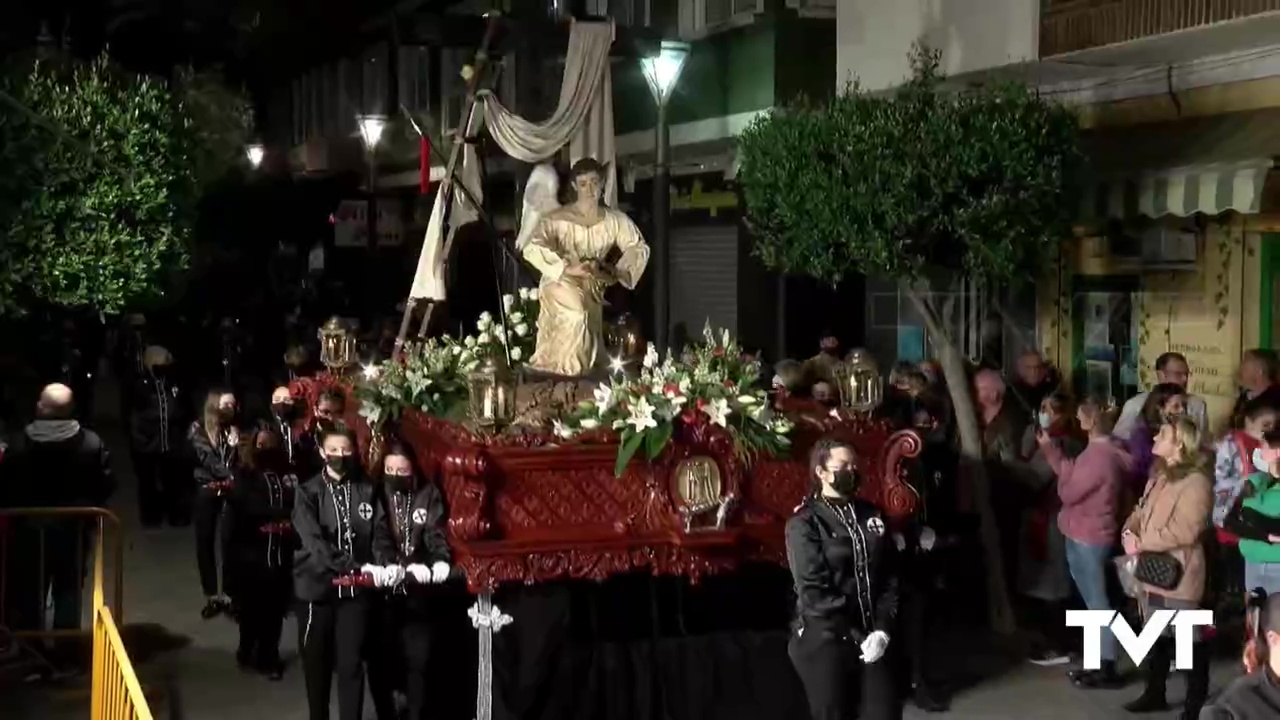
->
[292, 15, 922, 720]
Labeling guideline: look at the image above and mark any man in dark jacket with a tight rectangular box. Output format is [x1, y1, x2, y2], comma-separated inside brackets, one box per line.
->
[1201, 593, 1280, 719]
[2, 383, 114, 632]
[128, 346, 190, 527]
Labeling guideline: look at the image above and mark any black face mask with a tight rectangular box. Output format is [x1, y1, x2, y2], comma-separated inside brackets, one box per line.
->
[830, 470, 860, 497]
[273, 403, 296, 421]
[218, 407, 238, 424]
[325, 455, 355, 476]
[151, 365, 169, 378]
[384, 473, 413, 493]
[257, 447, 287, 469]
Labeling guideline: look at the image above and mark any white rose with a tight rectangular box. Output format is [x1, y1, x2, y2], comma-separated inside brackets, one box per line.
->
[737, 395, 758, 406]
[518, 287, 531, 301]
[526, 286, 539, 301]
[451, 345, 463, 355]
[502, 295, 515, 312]
[510, 347, 523, 361]
[578, 418, 600, 430]
[477, 331, 491, 344]
[464, 335, 477, 348]
[509, 312, 524, 324]
[514, 322, 529, 337]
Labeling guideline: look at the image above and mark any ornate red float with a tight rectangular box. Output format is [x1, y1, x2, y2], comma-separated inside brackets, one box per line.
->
[290, 373, 922, 593]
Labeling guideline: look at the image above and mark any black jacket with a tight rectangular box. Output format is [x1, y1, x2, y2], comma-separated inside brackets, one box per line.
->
[2, 420, 114, 508]
[228, 466, 298, 571]
[189, 421, 239, 492]
[129, 374, 188, 454]
[786, 495, 898, 643]
[380, 483, 451, 567]
[1200, 668, 1280, 720]
[292, 474, 394, 602]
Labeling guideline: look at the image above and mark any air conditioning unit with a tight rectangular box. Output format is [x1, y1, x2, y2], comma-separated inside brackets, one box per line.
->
[1139, 225, 1199, 270]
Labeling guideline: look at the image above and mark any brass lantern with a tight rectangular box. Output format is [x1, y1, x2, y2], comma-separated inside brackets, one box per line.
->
[837, 348, 883, 413]
[318, 316, 358, 373]
[468, 352, 517, 428]
[605, 314, 645, 366]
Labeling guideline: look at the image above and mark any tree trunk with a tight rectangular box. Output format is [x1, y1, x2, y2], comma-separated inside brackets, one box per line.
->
[904, 287, 1015, 635]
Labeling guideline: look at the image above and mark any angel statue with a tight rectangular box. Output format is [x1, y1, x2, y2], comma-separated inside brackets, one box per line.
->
[518, 158, 650, 377]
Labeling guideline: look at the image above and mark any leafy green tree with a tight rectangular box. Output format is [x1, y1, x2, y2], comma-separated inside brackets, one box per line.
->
[0, 53, 251, 316]
[737, 47, 1084, 633]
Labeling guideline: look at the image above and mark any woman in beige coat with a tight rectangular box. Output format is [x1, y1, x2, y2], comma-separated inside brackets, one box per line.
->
[1120, 417, 1213, 719]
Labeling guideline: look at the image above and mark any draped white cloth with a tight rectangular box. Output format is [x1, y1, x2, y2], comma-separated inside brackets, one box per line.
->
[409, 21, 616, 301]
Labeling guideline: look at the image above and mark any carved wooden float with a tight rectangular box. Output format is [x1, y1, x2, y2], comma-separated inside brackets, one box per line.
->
[290, 373, 922, 593]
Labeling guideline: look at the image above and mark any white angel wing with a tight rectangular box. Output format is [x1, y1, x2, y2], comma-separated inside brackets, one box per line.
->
[515, 163, 561, 251]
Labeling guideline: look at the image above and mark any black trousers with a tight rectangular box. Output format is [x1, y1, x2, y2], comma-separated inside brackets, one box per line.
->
[365, 594, 400, 720]
[133, 450, 189, 527]
[789, 630, 899, 720]
[193, 492, 230, 597]
[900, 558, 942, 689]
[366, 594, 435, 720]
[298, 596, 368, 720]
[3, 522, 88, 631]
[1143, 635, 1210, 716]
[235, 563, 291, 666]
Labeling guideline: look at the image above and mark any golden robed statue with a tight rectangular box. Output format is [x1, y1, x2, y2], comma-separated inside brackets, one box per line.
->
[517, 159, 649, 377]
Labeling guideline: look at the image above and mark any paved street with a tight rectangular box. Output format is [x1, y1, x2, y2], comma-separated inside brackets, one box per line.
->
[5, 376, 1247, 719]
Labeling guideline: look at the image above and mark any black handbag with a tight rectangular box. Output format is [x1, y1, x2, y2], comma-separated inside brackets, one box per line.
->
[1133, 551, 1183, 590]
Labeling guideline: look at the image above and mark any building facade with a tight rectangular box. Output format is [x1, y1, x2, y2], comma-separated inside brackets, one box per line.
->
[838, 0, 1280, 430]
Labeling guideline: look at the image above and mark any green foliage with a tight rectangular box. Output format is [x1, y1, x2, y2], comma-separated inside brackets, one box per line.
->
[736, 46, 1084, 287]
[0, 53, 251, 316]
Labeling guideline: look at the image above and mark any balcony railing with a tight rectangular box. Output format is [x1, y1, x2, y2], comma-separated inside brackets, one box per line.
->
[1041, 0, 1280, 57]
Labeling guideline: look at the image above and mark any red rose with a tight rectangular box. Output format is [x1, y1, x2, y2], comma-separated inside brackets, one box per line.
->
[723, 379, 736, 388]
[712, 347, 725, 357]
[663, 382, 682, 396]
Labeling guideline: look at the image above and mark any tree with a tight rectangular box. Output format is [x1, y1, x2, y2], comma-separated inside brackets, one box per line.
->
[736, 46, 1084, 633]
[0, 53, 251, 316]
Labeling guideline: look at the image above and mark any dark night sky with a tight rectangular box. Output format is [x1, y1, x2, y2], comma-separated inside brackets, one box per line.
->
[5, 0, 410, 94]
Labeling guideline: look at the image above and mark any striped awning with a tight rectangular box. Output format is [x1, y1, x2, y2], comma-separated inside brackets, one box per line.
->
[1082, 159, 1273, 219]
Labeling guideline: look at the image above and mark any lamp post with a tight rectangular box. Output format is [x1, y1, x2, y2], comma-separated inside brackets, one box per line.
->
[245, 143, 265, 170]
[357, 114, 388, 247]
[640, 40, 690, 356]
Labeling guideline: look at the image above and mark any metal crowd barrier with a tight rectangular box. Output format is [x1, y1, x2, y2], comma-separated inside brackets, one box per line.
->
[0, 507, 149, 718]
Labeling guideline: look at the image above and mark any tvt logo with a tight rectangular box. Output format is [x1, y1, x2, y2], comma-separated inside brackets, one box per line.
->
[1066, 610, 1214, 670]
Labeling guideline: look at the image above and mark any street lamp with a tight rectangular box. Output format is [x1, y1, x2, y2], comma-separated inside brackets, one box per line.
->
[639, 41, 690, 356]
[357, 113, 388, 247]
[245, 143, 265, 169]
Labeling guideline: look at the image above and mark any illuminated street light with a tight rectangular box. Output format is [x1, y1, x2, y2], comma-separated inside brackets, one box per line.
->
[639, 41, 690, 108]
[639, 40, 690, 355]
[245, 143, 265, 169]
[356, 114, 388, 150]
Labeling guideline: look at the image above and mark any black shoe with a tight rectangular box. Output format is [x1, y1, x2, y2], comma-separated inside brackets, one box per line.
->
[1073, 669, 1124, 689]
[1123, 694, 1169, 713]
[257, 659, 284, 681]
[912, 684, 950, 712]
[235, 648, 253, 671]
[200, 599, 222, 620]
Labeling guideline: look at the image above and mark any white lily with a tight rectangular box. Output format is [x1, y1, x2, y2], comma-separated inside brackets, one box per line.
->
[626, 396, 659, 433]
[464, 335, 477, 348]
[502, 295, 515, 312]
[552, 420, 575, 439]
[509, 311, 524, 324]
[510, 347, 523, 361]
[477, 331, 491, 344]
[737, 394, 758, 406]
[593, 383, 615, 412]
[702, 397, 730, 427]
[578, 417, 600, 430]
[642, 343, 659, 369]
[451, 344, 463, 355]
[514, 322, 529, 337]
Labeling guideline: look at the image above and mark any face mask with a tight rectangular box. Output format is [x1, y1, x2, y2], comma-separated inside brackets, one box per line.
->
[315, 417, 335, 432]
[151, 365, 169, 378]
[384, 473, 413, 492]
[325, 454, 353, 476]
[830, 470, 859, 497]
[1251, 449, 1279, 476]
[218, 407, 237, 424]
[1037, 411, 1052, 430]
[272, 403, 295, 420]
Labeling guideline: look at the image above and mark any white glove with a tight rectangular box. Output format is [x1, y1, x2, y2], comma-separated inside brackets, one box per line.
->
[360, 564, 384, 585]
[860, 630, 889, 664]
[919, 526, 937, 552]
[406, 564, 431, 584]
[892, 533, 906, 552]
[430, 561, 451, 583]
[382, 565, 406, 587]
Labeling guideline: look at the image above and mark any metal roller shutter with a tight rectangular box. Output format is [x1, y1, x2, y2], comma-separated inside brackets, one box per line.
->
[670, 225, 739, 341]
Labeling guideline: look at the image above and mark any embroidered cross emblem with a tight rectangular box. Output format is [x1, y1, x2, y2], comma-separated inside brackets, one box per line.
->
[357, 502, 373, 521]
[866, 517, 885, 536]
[412, 508, 428, 525]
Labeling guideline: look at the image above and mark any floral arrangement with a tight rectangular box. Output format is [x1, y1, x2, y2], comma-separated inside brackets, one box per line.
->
[555, 323, 793, 477]
[356, 288, 540, 428]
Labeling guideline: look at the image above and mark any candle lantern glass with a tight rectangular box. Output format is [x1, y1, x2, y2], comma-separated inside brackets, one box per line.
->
[838, 349, 883, 412]
[605, 314, 645, 365]
[318, 316, 358, 372]
[468, 352, 517, 428]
